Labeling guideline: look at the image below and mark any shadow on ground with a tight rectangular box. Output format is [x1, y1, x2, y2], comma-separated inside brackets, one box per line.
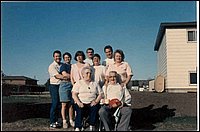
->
[130, 104, 176, 130]
[2, 103, 176, 130]
[2, 103, 51, 123]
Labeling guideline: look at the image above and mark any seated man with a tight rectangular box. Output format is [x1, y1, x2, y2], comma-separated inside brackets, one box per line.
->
[99, 71, 132, 131]
[72, 66, 103, 131]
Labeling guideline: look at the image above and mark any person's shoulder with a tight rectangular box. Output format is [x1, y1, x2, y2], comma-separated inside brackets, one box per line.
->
[74, 80, 82, 86]
[48, 62, 53, 67]
[115, 83, 122, 87]
[99, 65, 106, 68]
[49, 61, 57, 68]
[122, 61, 130, 66]
[71, 63, 77, 68]
[90, 80, 97, 85]
[64, 63, 70, 66]
[62, 63, 71, 68]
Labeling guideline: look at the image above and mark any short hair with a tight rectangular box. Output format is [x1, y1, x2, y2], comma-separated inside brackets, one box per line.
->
[81, 66, 92, 75]
[108, 71, 121, 83]
[109, 71, 117, 76]
[114, 49, 125, 61]
[53, 50, 61, 57]
[63, 52, 72, 60]
[86, 48, 94, 53]
[93, 53, 101, 60]
[104, 45, 113, 53]
[74, 51, 86, 61]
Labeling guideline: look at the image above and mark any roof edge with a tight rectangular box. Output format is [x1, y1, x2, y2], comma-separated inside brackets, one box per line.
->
[154, 21, 197, 51]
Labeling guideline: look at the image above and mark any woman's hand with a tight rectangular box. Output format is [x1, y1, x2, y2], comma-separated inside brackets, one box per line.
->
[77, 102, 84, 108]
[90, 100, 98, 106]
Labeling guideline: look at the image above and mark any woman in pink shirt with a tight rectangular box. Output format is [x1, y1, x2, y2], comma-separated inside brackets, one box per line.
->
[105, 49, 133, 88]
[71, 51, 90, 86]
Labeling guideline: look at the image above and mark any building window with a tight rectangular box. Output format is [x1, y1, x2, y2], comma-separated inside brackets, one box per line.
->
[187, 30, 197, 42]
[190, 72, 197, 84]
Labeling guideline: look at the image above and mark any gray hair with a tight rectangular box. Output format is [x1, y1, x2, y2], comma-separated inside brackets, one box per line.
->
[81, 66, 92, 75]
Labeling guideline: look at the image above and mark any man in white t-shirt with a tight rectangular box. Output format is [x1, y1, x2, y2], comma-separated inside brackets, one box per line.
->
[102, 45, 114, 67]
[99, 71, 132, 131]
[48, 50, 65, 128]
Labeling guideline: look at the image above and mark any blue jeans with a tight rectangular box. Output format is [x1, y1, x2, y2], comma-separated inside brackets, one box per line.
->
[49, 84, 61, 124]
[74, 103, 100, 128]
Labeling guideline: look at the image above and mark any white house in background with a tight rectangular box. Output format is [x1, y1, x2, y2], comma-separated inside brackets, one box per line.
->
[154, 21, 197, 93]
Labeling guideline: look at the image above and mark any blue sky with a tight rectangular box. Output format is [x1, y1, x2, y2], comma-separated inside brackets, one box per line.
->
[2, 1, 197, 84]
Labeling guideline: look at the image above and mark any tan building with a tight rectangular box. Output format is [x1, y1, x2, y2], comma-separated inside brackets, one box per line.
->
[154, 21, 197, 93]
[2, 76, 38, 86]
[2, 76, 45, 95]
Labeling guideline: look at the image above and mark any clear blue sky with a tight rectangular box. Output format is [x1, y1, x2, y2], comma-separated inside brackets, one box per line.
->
[2, 1, 197, 84]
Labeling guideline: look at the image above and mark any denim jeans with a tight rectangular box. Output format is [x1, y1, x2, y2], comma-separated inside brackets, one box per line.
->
[49, 84, 61, 124]
[74, 103, 100, 129]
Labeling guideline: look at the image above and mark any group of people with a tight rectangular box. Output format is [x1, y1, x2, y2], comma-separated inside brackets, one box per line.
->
[48, 45, 133, 131]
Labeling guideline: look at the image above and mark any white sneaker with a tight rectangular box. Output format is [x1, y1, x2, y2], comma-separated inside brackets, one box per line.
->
[50, 123, 57, 128]
[89, 125, 95, 131]
[70, 120, 75, 127]
[75, 128, 80, 131]
[63, 120, 68, 128]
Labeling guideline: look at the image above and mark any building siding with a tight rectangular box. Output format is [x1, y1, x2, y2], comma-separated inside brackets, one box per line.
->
[157, 34, 168, 87]
[166, 28, 197, 92]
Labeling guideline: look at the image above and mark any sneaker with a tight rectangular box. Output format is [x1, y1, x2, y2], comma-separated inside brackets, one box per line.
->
[69, 120, 75, 127]
[81, 127, 85, 131]
[89, 125, 95, 131]
[55, 121, 61, 127]
[50, 123, 57, 128]
[63, 120, 68, 128]
[75, 128, 80, 131]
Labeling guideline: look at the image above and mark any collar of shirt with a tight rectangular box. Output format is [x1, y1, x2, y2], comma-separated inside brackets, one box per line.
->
[113, 61, 125, 66]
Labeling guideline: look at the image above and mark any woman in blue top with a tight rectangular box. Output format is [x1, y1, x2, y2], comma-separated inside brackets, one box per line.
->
[59, 52, 75, 128]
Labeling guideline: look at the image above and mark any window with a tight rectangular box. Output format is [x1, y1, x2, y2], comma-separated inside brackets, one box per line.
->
[187, 30, 197, 42]
[190, 72, 197, 84]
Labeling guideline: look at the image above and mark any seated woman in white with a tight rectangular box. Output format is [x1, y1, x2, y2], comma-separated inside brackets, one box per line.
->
[72, 66, 103, 131]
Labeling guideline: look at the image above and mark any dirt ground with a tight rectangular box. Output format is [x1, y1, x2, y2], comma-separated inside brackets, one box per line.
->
[1, 91, 198, 131]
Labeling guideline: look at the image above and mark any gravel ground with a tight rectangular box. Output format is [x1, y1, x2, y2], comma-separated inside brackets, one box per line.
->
[1, 91, 198, 131]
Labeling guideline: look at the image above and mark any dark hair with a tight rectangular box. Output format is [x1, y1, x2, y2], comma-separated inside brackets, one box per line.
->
[63, 52, 72, 60]
[114, 49, 125, 61]
[86, 48, 94, 53]
[74, 51, 86, 61]
[93, 53, 101, 60]
[104, 45, 113, 53]
[53, 50, 61, 57]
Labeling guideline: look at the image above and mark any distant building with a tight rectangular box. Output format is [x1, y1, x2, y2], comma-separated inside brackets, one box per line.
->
[2, 76, 38, 85]
[131, 80, 150, 91]
[154, 21, 197, 93]
[148, 80, 155, 92]
[2, 76, 45, 95]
